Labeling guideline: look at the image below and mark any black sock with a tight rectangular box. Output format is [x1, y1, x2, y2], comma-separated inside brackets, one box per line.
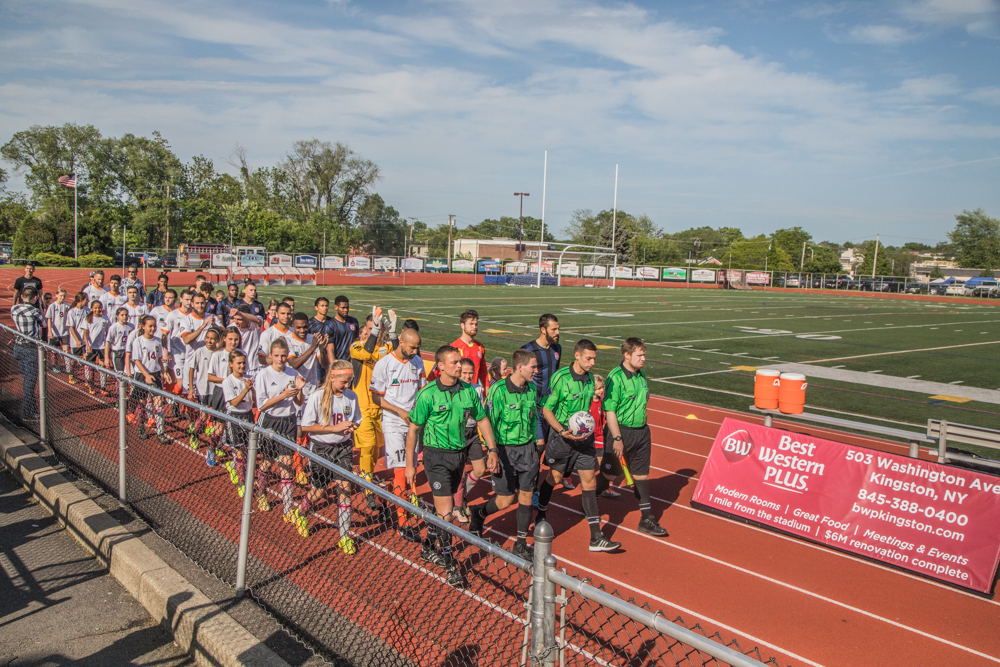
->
[634, 478, 653, 519]
[595, 474, 611, 495]
[483, 497, 500, 517]
[437, 521, 453, 556]
[516, 503, 532, 543]
[537, 480, 555, 513]
[581, 489, 602, 540]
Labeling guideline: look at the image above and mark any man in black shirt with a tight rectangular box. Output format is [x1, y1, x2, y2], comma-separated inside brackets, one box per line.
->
[13, 263, 43, 310]
[217, 282, 241, 325]
[329, 295, 359, 361]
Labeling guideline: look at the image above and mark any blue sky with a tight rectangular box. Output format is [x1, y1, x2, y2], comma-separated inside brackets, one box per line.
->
[1, 0, 998, 244]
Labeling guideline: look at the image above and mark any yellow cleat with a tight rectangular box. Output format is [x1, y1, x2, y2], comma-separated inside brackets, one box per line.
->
[68, 375, 78, 385]
[237, 484, 245, 498]
[338, 536, 356, 555]
[283, 508, 299, 524]
[295, 470, 308, 486]
[296, 511, 309, 538]
[257, 494, 270, 512]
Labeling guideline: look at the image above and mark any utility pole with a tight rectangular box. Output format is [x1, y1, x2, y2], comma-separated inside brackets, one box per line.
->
[447, 214, 455, 272]
[408, 217, 416, 257]
[611, 163, 618, 289]
[800, 241, 807, 269]
[164, 184, 171, 254]
[514, 192, 529, 261]
[537, 151, 547, 289]
[872, 234, 880, 279]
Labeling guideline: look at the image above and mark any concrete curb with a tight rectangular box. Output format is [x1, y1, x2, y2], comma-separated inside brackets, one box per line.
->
[0, 425, 291, 667]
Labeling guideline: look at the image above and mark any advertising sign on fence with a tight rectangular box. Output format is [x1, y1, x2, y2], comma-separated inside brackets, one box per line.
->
[637, 266, 658, 280]
[347, 256, 371, 269]
[212, 253, 237, 268]
[691, 269, 716, 282]
[401, 257, 423, 271]
[240, 253, 265, 267]
[692, 418, 1000, 593]
[583, 265, 607, 278]
[746, 271, 770, 285]
[558, 263, 579, 277]
[478, 260, 501, 273]
[294, 255, 317, 267]
[374, 257, 397, 270]
[612, 266, 633, 279]
[663, 267, 687, 281]
[505, 261, 527, 274]
[426, 259, 448, 272]
[322, 255, 344, 269]
[452, 259, 475, 273]
[270, 254, 292, 267]
[529, 262, 553, 274]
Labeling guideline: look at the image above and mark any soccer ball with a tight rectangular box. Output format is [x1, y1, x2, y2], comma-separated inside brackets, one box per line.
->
[568, 411, 596, 438]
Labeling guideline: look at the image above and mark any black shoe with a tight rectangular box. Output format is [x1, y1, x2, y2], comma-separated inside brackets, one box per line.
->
[534, 510, 546, 527]
[468, 507, 485, 537]
[420, 545, 447, 567]
[157, 434, 170, 445]
[561, 476, 575, 490]
[171, 403, 180, 418]
[365, 492, 380, 511]
[137, 423, 148, 440]
[398, 525, 422, 543]
[638, 517, 668, 537]
[589, 535, 621, 552]
[512, 541, 534, 562]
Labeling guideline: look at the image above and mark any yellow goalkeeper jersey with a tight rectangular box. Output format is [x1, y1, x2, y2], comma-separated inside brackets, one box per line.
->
[350, 337, 394, 411]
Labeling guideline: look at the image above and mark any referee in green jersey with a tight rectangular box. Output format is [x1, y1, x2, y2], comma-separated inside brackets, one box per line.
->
[468, 349, 540, 561]
[597, 337, 667, 537]
[406, 345, 499, 587]
[536, 340, 620, 552]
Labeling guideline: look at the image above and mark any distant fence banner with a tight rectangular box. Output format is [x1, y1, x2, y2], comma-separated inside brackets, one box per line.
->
[558, 263, 579, 277]
[478, 260, 501, 273]
[583, 265, 607, 278]
[505, 261, 527, 274]
[529, 261, 553, 275]
[212, 253, 237, 268]
[612, 266, 633, 279]
[691, 269, 716, 282]
[374, 257, 397, 270]
[269, 254, 292, 267]
[322, 256, 344, 269]
[746, 271, 770, 284]
[663, 267, 687, 281]
[637, 266, 658, 280]
[692, 418, 1000, 593]
[240, 253, 265, 267]
[347, 256, 371, 269]
[294, 255, 317, 268]
[452, 259, 475, 273]
[401, 257, 423, 271]
[426, 259, 448, 272]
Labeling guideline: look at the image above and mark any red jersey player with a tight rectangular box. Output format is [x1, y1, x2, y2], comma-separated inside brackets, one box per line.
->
[428, 309, 489, 389]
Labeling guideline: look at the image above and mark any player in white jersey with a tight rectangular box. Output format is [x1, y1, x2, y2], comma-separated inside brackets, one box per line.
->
[127, 315, 170, 442]
[45, 288, 72, 374]
[258, 303, 294, 367]
[187, 328, 223, 459]
[287, 312, 329, 486]
[100, 274, 128, 315]
[122, 286, 149, 330]
[291, 360, 361, 549]
[164, 290, 193, 391]
[66, 292, 90, 384]
[149, 289, 177, 340]
[105, 307, 134, 374]
[209, 328, 241, 408]
[81, 300, 111, 395]
[221, 349, 255, 497]
[253, 338, 306, 514]
[370, 328, 426, 542]
[230, 304, 262, 379]
[82, 270, 107, 304]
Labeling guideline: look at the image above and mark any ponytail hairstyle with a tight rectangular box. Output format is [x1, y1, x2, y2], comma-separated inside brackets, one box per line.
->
[319, 359, 353, 426]
[71, 292, 88, 309]
[228, 349, 247, 372]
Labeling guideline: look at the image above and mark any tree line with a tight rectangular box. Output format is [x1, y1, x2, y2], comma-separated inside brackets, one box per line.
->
[0, 123, 995, 274]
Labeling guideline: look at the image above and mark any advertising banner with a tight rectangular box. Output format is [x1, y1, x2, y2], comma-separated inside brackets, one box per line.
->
[294, 255, 317, 267]
[240, 253, 265, 267]
[663, 267, 687, 281]
[691, 269, 716, 282]
[401, 257, 423, 271]
[452, 259, 475, 273]
[347, 256, 371, 269]
[478, 260, 501, 273]
[374, 257, 397, 270]
[212, 253, 237, 268]
[505, 261, 527, 274]
[529, 262, 553, 274]
[612, 266, 633, 278]
[746, 271, 770, 285]
[322, 256, 344, 269]
[426, 259, 448, 272]
[269, 254, 292, 267]
[558, 263, 579, 277]
[583, 265, 607, 278]
[637, 266, 658, 279]
[692, 418, 1000, 592]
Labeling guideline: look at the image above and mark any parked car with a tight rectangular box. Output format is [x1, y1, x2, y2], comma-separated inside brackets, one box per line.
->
[971, 285, 999, 299]
[161, 253, 178, 268]
[904, 283, 926, 294]
[945, 285, 965, 296]
[783, 276, 800, 287]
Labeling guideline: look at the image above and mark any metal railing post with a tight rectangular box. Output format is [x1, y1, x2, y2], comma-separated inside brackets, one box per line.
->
[531, 520, 555, 666]
[235, 430, 259, 597]
[542, 554, 557, 666]
[118, 374, 128, 503]
[909, 440, 920, 459]
[938, 420, 948, 464]
[37, 344, 47, 444]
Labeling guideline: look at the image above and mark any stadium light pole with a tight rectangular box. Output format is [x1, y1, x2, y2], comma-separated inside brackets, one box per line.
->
[514, 192, 529, 261]
[447, 214, 455, 273]
[537, 151, 547, 289]
[610, 164, 618, 289]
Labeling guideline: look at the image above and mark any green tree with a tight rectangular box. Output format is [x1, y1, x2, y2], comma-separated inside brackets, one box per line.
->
[278, 139, 379, 224]
[856, 240, 892, 276]
[803, 245, 843, 273]
[772, 227, 813, 268]
[567, 209, 659, 263]
[948, 209, 1000, 270]
[356, 193, 407, 255]
[929, 266, 945, 280]
[1, 123, 102, 203]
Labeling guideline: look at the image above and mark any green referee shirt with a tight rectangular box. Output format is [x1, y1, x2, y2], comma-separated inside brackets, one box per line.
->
[602, 363, 649, 428]
[486, 377, 538, 446]
[410, 378, 486, 451]
[543, 365, 594, 425]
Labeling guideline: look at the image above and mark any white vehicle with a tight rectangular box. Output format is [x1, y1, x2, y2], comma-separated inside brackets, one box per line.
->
[946, 284, 966, 296]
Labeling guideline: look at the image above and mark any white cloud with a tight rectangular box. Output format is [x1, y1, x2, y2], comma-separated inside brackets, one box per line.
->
[967, 86, 1000, 104]
[845, 24, 918, 44]
[900, 0, 1000, 37]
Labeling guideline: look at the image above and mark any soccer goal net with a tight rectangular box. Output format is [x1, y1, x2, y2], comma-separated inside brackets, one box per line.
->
[721, 269, 751, 290]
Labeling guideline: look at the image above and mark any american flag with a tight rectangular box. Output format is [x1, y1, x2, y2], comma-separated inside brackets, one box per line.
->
[57, 173, 76, 188]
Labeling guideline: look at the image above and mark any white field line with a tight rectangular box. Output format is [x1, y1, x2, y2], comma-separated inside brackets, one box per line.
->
[658, 319, 1000, 345]
[652, 369, 735, 380]
[789, 340, 1000, 365]
[547, 500, 1000, 665]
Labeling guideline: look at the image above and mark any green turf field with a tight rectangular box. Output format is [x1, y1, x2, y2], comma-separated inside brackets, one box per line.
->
[259, 284, 1000, 439]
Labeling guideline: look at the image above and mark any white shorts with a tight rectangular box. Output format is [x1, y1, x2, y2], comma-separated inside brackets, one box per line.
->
[171, 354, 187, 390]
[382, 418, 409, 469]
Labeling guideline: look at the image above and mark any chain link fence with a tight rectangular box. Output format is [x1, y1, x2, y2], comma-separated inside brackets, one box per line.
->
[0, 323, 791, 667]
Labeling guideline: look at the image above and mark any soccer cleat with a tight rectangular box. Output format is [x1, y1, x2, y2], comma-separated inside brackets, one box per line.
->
[237, 484, 245, 498]
[295, 470, 308, 486]
[589, 535, 622, 552]
[468, 508, 485, 537]
[205, 422, 215, 437]
[296, 512, 310, 538]
[338, 536, 356, 555]
[206, 449, 216, 466]
[53, 367, 62, 374]
[637, 517, 668, 537]
[443, 558, 465, 589]
[420, 545, 447, 567]
[534, 511, 546, 527]
[512, 541, 534, 562]
[257, 494, 271, 512]
[531, 490, 539, 508]
[601, 488, 622, 499]
[146, 417, 156, 429]
[365, 492, 380, 511]
[126, 413, 136, 425]
[455, 504, 470, 524]
[188, 421, 198, 436]
[283, 508, 298, 524]
[87, 385, 96, 395]
[227, 464, 239, 485]
[137, 423, 148, 440]
[68, 375, 78, 385]
[561, 476, 575, 490]
[157, 434, 170, 445]
[398, 525, 422, 543]
[189, 435, 199, 450]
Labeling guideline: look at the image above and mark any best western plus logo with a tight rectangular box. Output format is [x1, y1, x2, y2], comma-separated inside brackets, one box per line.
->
[721, 430, 754, 463]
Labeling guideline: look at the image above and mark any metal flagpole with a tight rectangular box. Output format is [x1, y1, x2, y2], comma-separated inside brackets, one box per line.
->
[611, 164, 618, 289]
[74, 178, 78, 260]
[536, 150, 547, 289]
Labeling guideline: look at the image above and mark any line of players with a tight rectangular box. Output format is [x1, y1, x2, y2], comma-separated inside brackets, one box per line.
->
[42, 277, 665, 586]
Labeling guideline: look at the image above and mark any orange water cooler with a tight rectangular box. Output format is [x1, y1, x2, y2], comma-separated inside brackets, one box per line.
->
[777, 373, 807, 414]
[753, 369, 781, 410]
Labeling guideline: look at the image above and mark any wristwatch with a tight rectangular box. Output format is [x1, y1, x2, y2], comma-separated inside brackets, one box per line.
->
[613, 436, 623, 442]
[487, 447, 498, 454]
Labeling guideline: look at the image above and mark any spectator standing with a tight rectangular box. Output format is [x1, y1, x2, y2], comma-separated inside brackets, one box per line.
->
[11, 286, 44, 420]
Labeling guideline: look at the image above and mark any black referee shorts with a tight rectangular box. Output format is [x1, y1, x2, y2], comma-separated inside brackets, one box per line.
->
[423, 446, 466, 497]
[492, 442, 539, 496]
[543, 428, 596, 475]
[600, 424, 652, 477]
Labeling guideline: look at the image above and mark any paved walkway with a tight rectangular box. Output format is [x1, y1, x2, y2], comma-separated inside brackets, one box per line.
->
[0, 468, 193, 666]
